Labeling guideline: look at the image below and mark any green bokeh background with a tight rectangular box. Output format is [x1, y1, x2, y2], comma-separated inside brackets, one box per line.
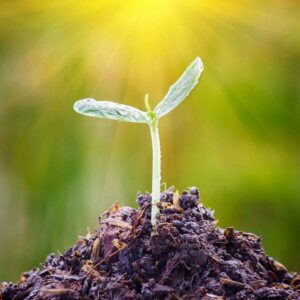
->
[0, 0, 299, 281]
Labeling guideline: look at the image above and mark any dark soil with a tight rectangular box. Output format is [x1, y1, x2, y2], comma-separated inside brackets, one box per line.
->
[1, 188, 300, 299]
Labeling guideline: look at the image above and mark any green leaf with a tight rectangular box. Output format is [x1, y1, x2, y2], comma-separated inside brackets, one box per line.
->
[154, 57, 204, 118]
[74, 99, 149, 123]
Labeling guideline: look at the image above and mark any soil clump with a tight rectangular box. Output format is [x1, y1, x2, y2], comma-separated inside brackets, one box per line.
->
[1, 188, 299, 299]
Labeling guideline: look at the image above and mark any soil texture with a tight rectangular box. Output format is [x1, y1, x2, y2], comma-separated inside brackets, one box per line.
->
[1, 188, 299, 299]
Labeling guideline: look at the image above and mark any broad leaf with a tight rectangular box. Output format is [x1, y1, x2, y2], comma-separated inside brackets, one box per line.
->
[154, 57, 204, 118]
[74, 99, 149, 123]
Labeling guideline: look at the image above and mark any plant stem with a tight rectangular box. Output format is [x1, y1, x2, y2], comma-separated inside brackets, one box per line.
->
[149, 121, 161, 226]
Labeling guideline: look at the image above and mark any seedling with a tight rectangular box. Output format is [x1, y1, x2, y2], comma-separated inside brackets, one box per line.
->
[74, 57, 204, 225]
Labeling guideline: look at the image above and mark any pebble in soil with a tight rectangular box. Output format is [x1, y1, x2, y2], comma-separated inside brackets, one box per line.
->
[1, 188, 300, 300]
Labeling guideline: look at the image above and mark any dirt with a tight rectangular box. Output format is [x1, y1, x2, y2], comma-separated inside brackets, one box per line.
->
[1, 188, 300, 299]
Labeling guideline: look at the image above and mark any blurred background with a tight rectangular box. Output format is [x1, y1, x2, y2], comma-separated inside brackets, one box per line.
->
[0, 0, 299, 281]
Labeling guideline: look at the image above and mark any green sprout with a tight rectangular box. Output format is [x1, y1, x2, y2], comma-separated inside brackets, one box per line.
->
[73, 57, 204, 226]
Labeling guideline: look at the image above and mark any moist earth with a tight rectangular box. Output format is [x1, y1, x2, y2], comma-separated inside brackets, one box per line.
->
[1, 188, 299, 299]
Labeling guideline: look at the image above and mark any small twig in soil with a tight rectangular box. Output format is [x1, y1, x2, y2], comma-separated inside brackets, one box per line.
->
[99, 219, 132, 229]
[91, 238, 100, 261]
[87, 248, 124, 276]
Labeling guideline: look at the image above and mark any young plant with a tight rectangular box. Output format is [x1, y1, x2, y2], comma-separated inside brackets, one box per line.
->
[74, 57, 204, 225]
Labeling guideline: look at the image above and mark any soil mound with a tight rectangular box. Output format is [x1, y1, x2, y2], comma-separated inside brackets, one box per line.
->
[1, 188, 299, 299]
